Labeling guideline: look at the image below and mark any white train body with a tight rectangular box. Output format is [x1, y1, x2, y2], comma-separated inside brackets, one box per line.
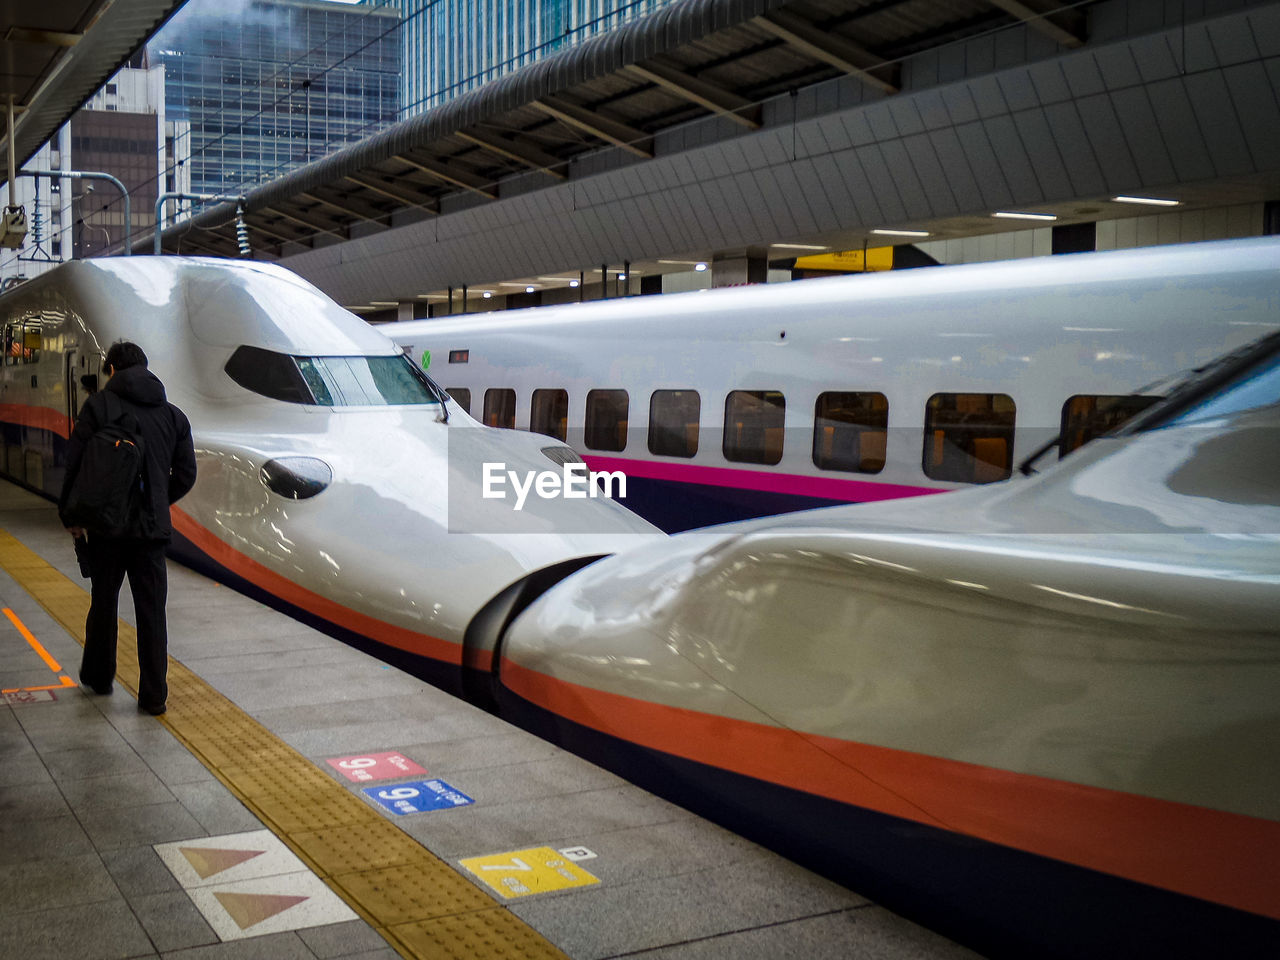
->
[0, 257, 657, 689]
[389, 237, 1280, 530]
[496, 331, 1280, 957]
[5, 250, 1276, 957]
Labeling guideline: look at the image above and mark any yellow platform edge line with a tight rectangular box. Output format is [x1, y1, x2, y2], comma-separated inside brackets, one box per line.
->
[0, 528, 570, 960]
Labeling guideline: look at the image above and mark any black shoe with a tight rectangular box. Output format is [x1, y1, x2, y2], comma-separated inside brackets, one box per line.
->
[138, 702, 166, 716]
[82, 679, 113, 696]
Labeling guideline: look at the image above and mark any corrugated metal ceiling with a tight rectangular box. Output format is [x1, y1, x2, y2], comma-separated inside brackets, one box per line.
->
[0, 0, 188, 171]
[148, 0, 1090, 257]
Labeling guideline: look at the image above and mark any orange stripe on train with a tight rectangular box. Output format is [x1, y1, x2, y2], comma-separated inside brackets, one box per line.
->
[171, 507, 461, 665]
[500, 658, 1280, 921]
[0, 403, 73, 440]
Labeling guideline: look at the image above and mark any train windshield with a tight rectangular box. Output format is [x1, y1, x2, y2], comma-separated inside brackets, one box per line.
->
[1123, 331, 1280, 433]
[226, 345, 446, 407]
[1154, 347, 1280, 427]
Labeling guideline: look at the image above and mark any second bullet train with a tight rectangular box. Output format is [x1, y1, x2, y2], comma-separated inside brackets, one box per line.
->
[389, 236, 1280, 530]
[490, 328, 1280, 958]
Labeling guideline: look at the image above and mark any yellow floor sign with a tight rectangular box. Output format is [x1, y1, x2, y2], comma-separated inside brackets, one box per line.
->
[460, 846, 600, 899]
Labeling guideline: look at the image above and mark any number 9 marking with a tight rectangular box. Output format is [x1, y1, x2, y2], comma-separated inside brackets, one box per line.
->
[377, 787, 421, 800]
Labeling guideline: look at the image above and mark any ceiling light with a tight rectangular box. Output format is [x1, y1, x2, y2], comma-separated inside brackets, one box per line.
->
[525, 286, 535, 293]
[657, 259, 701, 265]
[1111, 195, 1180, 206]
[617, 273, 626, 280]
[992, 211, 1058, 221]
[771, 243, 829, 250]
[694, 262, 708, 272]
[370, 300, 398, 306]
[871, 228, 930, 238]
[482, 291, 492, 299]
[569, 279, 579, 288]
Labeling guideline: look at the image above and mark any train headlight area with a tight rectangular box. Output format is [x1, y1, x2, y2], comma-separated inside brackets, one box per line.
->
[0, 485, 980, 960]
[261, 457, 333, 500]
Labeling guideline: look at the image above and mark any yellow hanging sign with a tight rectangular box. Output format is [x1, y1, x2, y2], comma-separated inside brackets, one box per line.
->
[793, 247, 894, 272]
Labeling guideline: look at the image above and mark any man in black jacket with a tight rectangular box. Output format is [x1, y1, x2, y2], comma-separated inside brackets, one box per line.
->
[58, 341, 197, 716]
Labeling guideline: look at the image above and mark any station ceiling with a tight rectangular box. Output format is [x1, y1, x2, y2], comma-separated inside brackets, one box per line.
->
[152, 0, 1092, 259]
[0, 0, 187, 173]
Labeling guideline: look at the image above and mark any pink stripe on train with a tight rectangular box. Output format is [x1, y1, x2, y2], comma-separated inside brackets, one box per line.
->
[579, 455, 944, 502]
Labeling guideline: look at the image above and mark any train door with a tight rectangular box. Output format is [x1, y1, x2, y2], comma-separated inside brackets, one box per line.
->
[65, 351, 77, 427]
[54, 348, 100, 495]
[65, 348, 101, 422]
[1, 323, 16, 480]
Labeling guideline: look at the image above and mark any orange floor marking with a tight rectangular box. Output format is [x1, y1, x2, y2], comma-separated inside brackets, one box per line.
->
[4, 606, 63, 672]
[2, 678, 75, 693]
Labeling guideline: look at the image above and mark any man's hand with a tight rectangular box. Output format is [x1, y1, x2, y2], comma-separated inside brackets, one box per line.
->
[66, 526, 85, 538]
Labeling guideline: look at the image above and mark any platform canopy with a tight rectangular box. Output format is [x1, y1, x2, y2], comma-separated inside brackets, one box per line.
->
[141, 0, 1088, 258]
[0, 0, 188, 176]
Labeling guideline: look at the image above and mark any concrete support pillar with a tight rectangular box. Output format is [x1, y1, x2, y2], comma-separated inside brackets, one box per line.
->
[397, 302, 414, 322]
[712, 246, 767, 287]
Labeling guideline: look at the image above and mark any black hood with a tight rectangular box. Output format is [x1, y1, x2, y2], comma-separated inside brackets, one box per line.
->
[105, 365, 167, 407]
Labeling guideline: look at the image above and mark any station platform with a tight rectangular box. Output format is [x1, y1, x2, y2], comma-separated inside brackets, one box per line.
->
[0, 480, 979, 960]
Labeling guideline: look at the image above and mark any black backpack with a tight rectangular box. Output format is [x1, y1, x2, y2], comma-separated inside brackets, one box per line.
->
[63, 392, 147, 537]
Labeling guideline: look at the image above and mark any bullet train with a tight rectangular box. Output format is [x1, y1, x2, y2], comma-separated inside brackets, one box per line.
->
[0, 257, 658, 694]
[490, 328, 1280, 958]
[5, 253, 1275, 957]
[388, 236, 1280, 530]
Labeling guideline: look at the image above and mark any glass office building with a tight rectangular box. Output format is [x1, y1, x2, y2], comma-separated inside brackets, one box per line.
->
[148, 0, 402, 196]
[392, 0, 675, 116]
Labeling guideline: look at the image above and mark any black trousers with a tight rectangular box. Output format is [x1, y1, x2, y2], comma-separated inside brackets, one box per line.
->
[80, 536, 170, 710]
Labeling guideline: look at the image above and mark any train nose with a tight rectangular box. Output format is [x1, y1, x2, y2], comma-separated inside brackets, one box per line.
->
[490, 532, 764, 721]
[179, 417, 659, 691]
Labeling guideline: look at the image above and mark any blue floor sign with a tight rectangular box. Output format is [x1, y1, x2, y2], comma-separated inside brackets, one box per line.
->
[363, 779, 474, 815]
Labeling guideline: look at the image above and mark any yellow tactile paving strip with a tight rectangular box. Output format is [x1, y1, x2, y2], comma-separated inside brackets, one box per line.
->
[0, 530, 570, 960]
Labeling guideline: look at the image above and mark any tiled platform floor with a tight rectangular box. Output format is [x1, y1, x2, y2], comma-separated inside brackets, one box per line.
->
[0, 480, 980, 960]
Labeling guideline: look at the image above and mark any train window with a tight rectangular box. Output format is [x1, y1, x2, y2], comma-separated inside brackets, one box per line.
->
[302, 356, 441, 406]
[445, 387, 471, 414]
[2, 322, 36, 365]
[21, 328, 41, 364]
[648, 390, 700, 458]
[923, 393, 1015, 483]
[813, 392, 888, 473]
[1060, 395, 1160, 457]
[225, 345, 314, 404]
[293, 358, 335, 404]
[584, 389, 628, 451]
[226, 347, 444, 406]
[484, 388, 516, 428]
[530, 389, 569, 441]
[1158, 344, 1280, 427]
[724, 390, 785, 465]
